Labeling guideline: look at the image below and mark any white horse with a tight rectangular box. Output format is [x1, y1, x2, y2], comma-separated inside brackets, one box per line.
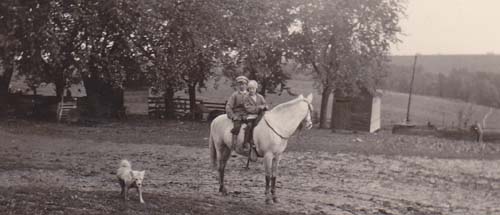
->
[209, 93, 313, 203]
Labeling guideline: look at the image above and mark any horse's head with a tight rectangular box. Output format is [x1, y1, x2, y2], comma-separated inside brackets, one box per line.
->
[300, 93, 314, 129]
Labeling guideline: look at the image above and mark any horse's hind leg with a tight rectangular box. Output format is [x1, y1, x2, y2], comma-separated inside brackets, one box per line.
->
[218, 145, 231, 195]
[271, 154, 281, 203]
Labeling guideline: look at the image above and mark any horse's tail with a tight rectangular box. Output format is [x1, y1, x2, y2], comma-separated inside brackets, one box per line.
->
[209, 130, 217, 169]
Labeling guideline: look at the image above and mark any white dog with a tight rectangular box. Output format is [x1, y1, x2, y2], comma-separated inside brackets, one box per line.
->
[116, 159, 146, 203]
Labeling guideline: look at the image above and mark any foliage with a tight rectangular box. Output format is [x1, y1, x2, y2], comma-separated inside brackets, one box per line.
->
[292, 0, 405, 94]
[1, 0, 407, 120]
[0, 0, 24, 93]
[290, 0, 406, 128]
[222, 0, 295, 96]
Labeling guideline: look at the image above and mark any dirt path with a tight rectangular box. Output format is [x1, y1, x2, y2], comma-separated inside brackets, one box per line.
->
[1, 126, 500, 215]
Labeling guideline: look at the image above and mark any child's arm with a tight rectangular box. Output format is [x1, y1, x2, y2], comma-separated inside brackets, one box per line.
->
[259, 94, 269, 110]
[244, 96, 260, 114]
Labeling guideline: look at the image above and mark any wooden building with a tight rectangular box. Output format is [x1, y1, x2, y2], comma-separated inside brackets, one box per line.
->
[331, 88, 382, 133]
[8, 75, 87, 121]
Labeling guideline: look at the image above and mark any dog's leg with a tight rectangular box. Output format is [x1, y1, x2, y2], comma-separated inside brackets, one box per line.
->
[119, 179, 125, 197]
[124, 186, 129, 200]
[138, 187, 145, 204]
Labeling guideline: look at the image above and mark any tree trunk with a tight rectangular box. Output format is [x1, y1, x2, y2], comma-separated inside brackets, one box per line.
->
[164, 87, 175, 119]
[82, 76, 101, 117]
[0, 61, 14, 93]
[54, 70, 65, 100]
[260, 77, 267, 97]
[83, 77, 124, 119]
[319, 86, 332, 129]
[82, 54, 125, 119]
[0, 60, 14, 116]
[188, 83, 197, 120]
[112, 87, 125, 119]
[330, 90, 342, 131]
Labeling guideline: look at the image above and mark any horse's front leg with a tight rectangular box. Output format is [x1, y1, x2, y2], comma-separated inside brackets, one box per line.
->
[263, 153, 273, 204]
[271, 154, 281, 203]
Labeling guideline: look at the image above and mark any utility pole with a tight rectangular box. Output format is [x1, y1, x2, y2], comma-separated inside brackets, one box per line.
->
[406, 54, 418, 124]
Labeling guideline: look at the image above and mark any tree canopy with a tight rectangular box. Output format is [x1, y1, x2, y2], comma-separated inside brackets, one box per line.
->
[1, 0, 406, 120]
[290, 0, 405, 128]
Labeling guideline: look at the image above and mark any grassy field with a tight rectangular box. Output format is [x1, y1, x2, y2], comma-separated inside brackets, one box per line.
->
[125, 79, 500, 129]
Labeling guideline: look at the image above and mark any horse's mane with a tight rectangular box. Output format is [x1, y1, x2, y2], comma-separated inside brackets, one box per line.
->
[269, 96, 303, 113]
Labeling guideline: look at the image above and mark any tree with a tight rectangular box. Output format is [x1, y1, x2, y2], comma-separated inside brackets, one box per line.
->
[134, 0, 252, 118]
[131, 0, 220, 118]
[40, 0, 91, 98]
[221, 0, 295, 97]
[65, 0, 141, 117]
[174, 0, 232, 116]
[0, 1, 24, 114]
[7, 0, 51, 97]
[291, 0, 405, 128]
[1, 0, 142, 118]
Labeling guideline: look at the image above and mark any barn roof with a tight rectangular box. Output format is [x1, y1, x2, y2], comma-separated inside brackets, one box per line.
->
[334, 87, 383, 99]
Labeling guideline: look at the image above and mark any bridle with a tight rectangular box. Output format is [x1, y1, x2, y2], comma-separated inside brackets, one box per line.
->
[302, 99, 314, 129]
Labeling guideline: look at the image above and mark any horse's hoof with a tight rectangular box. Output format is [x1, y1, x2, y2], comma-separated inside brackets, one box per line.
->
[265, 197, 273, 204]
[219, 188, 228, 196]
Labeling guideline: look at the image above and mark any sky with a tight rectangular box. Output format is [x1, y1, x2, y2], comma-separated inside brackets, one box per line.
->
[391, 0, 500, 55]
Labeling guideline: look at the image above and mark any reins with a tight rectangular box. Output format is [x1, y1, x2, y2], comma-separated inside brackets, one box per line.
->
[264, 117, 290, 139]
[263, 99, 313, 140]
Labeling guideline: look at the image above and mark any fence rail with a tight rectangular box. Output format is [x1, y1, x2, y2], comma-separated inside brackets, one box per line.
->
[57, 97, 78, 122]
[147, 96, 226, 121]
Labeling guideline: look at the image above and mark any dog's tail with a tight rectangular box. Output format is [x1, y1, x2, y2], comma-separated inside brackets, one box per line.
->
[119, 159, 131, 169]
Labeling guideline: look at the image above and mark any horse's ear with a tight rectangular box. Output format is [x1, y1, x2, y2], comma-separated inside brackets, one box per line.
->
[306, 93, 313, 103]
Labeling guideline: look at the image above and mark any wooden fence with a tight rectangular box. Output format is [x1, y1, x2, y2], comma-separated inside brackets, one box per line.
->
[57, 97, 78, 122]
[148, 97, 226, 121]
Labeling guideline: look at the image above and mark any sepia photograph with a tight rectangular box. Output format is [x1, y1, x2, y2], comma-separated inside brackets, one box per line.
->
[1, 0, 500, 214]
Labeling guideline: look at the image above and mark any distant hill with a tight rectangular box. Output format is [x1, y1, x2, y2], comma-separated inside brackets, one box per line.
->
[389, 55, 500, 74]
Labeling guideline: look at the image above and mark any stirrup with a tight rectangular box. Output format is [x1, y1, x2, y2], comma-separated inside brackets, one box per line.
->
[242, 142, 250, 151]
[231, 135, 238, 151]
[249, 147, 258, 162]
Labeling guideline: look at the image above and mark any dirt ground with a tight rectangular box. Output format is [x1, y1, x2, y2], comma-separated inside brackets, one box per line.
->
[1, 117, 500, 215]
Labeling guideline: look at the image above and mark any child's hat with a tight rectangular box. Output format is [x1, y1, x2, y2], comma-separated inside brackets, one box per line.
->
[235, 76, 249, 83]
[248, 80, 258, 88]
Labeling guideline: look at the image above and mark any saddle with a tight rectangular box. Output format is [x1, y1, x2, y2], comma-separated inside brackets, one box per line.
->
[232, 111, 265, 161]
[245, 111, 265, 139]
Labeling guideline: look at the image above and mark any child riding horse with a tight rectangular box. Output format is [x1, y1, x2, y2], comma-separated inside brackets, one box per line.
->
[225, 76, 249, 150]
[243, 80, 268, 161]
